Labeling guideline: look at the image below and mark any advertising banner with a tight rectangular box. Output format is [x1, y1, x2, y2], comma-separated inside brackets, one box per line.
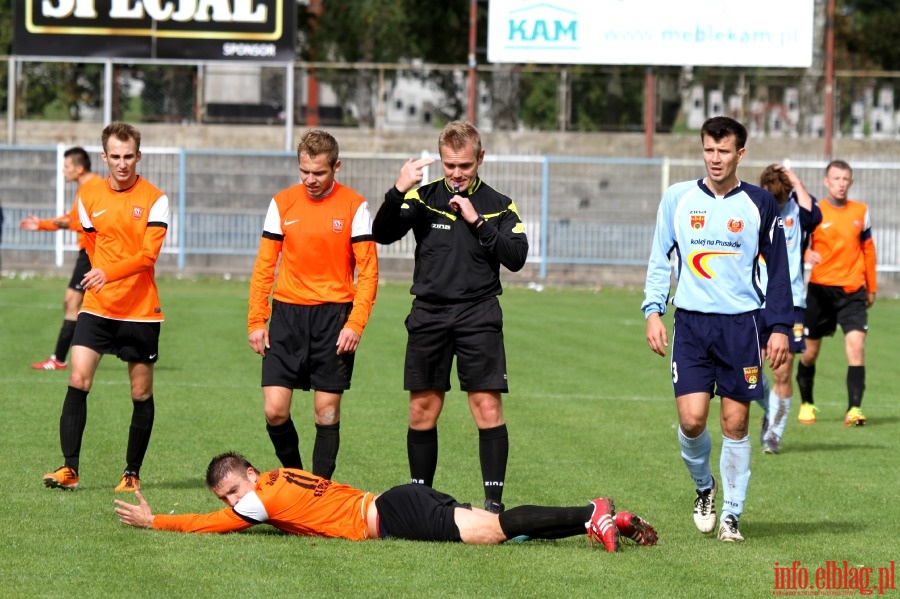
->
[14, 0, 296, 62]
[487, 0, 815, 67]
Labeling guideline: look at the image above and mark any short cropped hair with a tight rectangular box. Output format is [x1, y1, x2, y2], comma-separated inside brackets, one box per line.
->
[101, 122, 141, 153]
[825, 159, 852, 176]
[759, 164, 793, 204]
[438, 120, 482, 156]
[64, 146, 92, 172]
[700, 116, 748, 150]
[206, 451, 255, 488]
[298, 129, 340, 167]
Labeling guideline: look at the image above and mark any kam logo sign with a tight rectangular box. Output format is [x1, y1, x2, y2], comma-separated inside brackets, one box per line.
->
[13, 1, 295, 61]
[487, 0, 814, 67]
[501, 3, 580, 52]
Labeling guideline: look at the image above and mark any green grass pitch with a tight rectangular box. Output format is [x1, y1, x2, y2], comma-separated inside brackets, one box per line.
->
[0, 276, 897, 598]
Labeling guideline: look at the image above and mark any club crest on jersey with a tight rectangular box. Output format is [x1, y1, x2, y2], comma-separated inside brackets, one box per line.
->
[132, 207, 144, 220]
[727, 218, 744, 233]
[332, 218, 344, 233]
[691, 214, 705, 229]
[743, 366, 759, 385]
[784, 216, 795, 228]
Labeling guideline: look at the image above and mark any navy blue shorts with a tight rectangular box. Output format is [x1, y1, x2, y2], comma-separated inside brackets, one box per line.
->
[72, 312, 160, 363]
[804, 283, 868, 338]
[403, 297, 508, 393]
[758, 307, 806, 354]
[374, 485, 465, 542]
[68, 249, 91, 292]
[671, 309, 763, 401]
[261, 300, 355, 391]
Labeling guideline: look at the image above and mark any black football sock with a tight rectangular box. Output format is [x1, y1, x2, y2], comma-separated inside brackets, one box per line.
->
[796, 361, 816, 404]
[125, 396, 155, 476]
[53, 319, 77, 363]
[499, 505, 594, 540]
[479, 424, 509, 505]
[407, 427, 438, 486]
[267, 418, 302, 469]
[60, 386, 88, 472]
[847, 366, 865, 409]
[312, 422, 340, 479]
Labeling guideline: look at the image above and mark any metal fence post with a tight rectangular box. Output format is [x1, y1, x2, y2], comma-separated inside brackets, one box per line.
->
[54, 143, 65, 267]
[540, 156, 550, 280]
[178, 147, 187, 271]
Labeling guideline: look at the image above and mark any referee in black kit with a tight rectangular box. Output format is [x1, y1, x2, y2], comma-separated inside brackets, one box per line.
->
[373, 120, 529, 514]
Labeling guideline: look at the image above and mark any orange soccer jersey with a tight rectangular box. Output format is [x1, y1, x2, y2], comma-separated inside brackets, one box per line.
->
[37, 173, 103, 250]
[152, 469, 375, 540]
[809, 199, 877, 294]
[77, 176, 169, 321]
[248, 182, 378, 336]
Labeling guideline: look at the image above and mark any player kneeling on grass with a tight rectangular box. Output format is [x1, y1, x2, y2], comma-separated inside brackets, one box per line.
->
[114, 452, 656, 551]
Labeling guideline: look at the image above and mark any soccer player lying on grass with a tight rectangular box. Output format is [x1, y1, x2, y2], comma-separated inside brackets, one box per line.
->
[114, 452, 656, 552]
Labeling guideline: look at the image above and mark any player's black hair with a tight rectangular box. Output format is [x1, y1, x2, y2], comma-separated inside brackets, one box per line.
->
[64, 146, 92, 172]
[701, 116, 748, 150]
[206, 451, 255, 487]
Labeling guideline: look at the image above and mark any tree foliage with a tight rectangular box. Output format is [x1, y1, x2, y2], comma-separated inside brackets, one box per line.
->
[839, 0, 900, 70]
[301, 0, 484, 125]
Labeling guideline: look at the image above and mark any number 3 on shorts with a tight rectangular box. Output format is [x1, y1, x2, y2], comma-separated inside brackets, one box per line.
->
[671, 361, 678, 384]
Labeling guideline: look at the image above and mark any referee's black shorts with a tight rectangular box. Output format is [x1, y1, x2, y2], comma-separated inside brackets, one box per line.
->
[403, 296, 508, 393]
[261, 300, 354, 391]
[804, 283, 868, 339]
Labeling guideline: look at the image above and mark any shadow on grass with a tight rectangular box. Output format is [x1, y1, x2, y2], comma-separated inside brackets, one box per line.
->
[863, 415, 900, 426]
[148, 478, 207, 490]
[750, 520, 857, 538]
[787, 442, 887, 453]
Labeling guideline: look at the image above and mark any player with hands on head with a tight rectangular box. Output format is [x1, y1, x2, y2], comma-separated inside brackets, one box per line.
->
[114, 451, 658, 552]
[372, 121, 528, 515]
[247, 129, 378, 480]
[754, 164, 821, 454]
[642, 116, 793, 543]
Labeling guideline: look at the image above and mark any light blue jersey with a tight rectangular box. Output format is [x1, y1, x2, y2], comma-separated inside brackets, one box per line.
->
[642, 179, 793, 333]
[759, 191, 822, 308]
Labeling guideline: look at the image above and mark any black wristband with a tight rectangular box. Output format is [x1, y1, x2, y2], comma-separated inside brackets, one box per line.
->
[472, 214, 485, 228]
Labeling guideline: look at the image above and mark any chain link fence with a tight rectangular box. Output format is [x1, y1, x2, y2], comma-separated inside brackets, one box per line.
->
[3, 145, 900, 291]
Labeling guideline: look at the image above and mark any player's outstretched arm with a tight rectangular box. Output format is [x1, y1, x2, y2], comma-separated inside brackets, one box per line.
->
[19, 214, 41, 230]
[114, 490, 155, 529]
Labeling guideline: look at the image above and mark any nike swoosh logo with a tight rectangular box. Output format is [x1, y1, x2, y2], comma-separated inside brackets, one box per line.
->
[284, 219, 299, 226]
[92, 210, 107, 218]
[149, 354, 157, 360]
[821, 222, 832, 229]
